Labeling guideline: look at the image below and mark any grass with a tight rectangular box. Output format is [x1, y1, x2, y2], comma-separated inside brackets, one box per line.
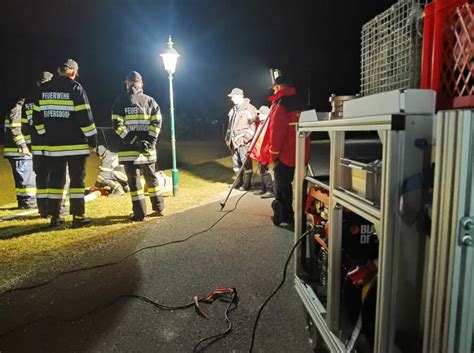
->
[0, 143, 234, 291]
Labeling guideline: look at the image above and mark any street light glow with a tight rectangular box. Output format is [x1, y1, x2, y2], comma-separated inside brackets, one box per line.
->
[160, 35, 180, 74]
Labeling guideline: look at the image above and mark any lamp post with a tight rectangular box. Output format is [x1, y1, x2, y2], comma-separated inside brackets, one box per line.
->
[160, 35, 180, 196]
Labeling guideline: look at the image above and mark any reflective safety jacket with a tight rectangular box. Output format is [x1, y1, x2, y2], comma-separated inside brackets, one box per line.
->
[23, 87, 43, 156]
[111, 87, 162, 165]
[32, 76, 97, 157]
[3, 98, 31, 159]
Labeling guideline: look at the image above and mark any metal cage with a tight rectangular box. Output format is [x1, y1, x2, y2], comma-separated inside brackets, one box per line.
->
[360, 0, 426, 96]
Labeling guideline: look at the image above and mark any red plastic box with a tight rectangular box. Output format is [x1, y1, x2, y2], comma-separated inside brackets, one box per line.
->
[421, 0, 473, 109]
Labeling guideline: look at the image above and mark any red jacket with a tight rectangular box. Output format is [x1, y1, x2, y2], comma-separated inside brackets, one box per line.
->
[249, 115, 272, 165]
[267, 87, 310, 167]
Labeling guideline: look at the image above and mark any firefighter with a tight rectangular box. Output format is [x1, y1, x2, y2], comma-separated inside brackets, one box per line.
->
[24, 71, 54, 217]
[3, 98, 36, 209]
[225, 88, 257, 190]
[95, 145, 129, 196]
[33, 59, 97, 228]
[111, 71, 164, 221]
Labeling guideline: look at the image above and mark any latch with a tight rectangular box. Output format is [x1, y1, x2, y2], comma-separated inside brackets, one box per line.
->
[459, 217, 474, 247]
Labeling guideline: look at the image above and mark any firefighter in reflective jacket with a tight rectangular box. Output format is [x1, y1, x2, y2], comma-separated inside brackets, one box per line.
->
[24, 71, 54, 217]
[3, 98, 36, 209]
[111, 71, 164, 221]
[33, 59, 97, 228]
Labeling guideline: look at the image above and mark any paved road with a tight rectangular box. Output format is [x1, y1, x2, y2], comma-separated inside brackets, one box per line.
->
[0, 192, 313, 353]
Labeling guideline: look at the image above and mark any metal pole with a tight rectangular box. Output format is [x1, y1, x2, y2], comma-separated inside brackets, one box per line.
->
[168, 72, 179, 196]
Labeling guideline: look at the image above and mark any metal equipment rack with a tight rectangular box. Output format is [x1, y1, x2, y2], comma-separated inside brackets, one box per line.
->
[294, 99, 434, 352]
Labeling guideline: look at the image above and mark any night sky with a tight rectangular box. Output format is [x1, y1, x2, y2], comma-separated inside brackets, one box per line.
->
[0, 0, 395, 132]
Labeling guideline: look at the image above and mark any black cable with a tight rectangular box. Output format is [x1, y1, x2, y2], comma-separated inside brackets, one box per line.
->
[0, 291, 239, 353]
[192, 291, 238, 352]
[248, 229, 313, 353]
[1, 191, 247, 296]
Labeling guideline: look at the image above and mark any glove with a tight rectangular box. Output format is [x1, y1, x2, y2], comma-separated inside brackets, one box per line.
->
[137, 140, 152, 153]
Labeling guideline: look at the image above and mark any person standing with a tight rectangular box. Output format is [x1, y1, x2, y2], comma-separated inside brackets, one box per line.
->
[24, 71, 53, 217]
[225, 87, 257, 191]
[3, 98, 36, 209]
[250, 105, 274, 199]
[112, 71, 164, 221]
[33, 59, 97, 228]
[267, 76, 310, 226]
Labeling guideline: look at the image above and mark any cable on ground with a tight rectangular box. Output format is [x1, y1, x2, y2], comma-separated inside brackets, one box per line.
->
[248, 229, 313, 352]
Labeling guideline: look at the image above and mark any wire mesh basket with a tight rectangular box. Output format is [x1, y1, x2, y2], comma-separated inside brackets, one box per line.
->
[360, 0, 427, 96]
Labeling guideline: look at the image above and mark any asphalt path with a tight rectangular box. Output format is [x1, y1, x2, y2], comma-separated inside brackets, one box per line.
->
[0, 192, 313, 353]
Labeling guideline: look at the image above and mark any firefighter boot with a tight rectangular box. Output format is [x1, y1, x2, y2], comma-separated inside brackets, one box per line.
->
[239, 171, 253, 191]
[50, 216, 65, 228]
[72, 215, 92, 228]
[260, 174, 274, 199]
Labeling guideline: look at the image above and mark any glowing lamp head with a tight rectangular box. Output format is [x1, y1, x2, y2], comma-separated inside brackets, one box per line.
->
[160, 35, 180, 74]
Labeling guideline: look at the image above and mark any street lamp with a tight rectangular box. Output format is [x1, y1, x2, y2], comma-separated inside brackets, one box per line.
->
[160, 35, 180, 196]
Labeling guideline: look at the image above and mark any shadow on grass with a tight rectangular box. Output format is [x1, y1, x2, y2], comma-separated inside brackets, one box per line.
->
[0, 215, 130, 240]
[181, 160, 234, 184]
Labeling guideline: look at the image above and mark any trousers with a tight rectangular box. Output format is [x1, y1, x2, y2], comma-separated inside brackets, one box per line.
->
[48, 155, 87, 217]
[7, 158, 36, 208]
[273, 160, 295, 220]
[124, 162, 164, 220]
[231, 145, 252, 174]
[33, 155, 49, 215]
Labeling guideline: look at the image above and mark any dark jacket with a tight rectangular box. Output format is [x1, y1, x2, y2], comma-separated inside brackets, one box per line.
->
[111, 87, 162, 164]
[3, 99, 31, 159]
[32, 75, 97, 157]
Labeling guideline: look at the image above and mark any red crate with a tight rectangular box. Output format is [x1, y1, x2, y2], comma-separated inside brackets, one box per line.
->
[421, 0, 474, 109]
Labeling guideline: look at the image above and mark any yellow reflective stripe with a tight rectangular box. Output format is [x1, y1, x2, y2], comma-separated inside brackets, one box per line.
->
[48, 188, 64, 194]
[117, 150, 156, 157]
[81, 123, 96, 133]
[36, 124, 45, 130]
[39, 99, 74, 106]
[16, 188, 37, 193]
[115, 126, 127, 134]
[13, 135, 25, 142]
[125, 114, 150, 120]
[69, 188, 85, 193]
[130, 190, 144, 196]
[112, 114, 124, 121]
[25, 110, 33, 116]
[118, 151, 140, 157]
[32, 145, 45, 151]
[75, 104, 91, 111]
[149, 126, 158, 132]
[150, 114, 161, 121]
[147, 187, 161, 193]
[10, 123, 22, 128]
[24, 135, 31, 140]
[21, 118, 29, 123]
[4, 147, 20, 152]
[44, 144, 89, 152]
[33, 105, 40, 112]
